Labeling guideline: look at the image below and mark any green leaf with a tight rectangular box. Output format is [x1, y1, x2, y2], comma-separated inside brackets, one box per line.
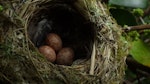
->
[130, 39, 150, 67]
[109, 0, 148, 8]
[110, 9, 137, 26]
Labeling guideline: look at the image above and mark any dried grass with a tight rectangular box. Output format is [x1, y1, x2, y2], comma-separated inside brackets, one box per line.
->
[0, 0, 128, 84]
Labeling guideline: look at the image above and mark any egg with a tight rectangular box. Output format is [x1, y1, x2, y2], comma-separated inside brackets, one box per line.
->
[56, 47, 74, 65]
[38, 45, 56, 62]
[46, 33, 62, 52]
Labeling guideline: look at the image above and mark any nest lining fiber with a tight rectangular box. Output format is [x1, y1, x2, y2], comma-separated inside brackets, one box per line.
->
[0, 0, 128, 84]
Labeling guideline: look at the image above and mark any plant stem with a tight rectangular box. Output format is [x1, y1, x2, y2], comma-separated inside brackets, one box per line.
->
[124, 24, 150, 31]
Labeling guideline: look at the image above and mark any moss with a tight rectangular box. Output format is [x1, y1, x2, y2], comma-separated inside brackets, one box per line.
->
[0, 0, 128, 84]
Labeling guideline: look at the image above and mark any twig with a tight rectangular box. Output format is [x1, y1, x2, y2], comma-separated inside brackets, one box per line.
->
[0, 72, 12, 84]
[89, 42, 96, 75]
[124, 24, 150, 31]
[139, 17, 145, 24]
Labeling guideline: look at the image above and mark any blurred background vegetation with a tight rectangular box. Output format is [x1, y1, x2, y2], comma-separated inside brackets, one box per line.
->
[102, 0, 150, 84]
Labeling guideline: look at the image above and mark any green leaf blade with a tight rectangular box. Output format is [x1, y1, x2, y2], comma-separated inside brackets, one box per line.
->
[130, 39, 150, 67]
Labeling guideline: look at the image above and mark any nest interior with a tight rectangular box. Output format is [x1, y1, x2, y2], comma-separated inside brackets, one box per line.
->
[28, 2, 95, 60]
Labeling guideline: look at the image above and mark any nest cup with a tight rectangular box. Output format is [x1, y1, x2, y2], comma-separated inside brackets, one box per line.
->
[0, 0, 127, 84]
[28, 2, 95, 60]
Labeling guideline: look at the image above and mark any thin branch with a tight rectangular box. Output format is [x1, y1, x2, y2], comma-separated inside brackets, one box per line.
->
[139, 17, 145, 24]
[124, 24, 150, 31]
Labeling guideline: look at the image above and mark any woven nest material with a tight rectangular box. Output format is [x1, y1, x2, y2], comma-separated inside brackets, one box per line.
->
[0, 0, 128, 84]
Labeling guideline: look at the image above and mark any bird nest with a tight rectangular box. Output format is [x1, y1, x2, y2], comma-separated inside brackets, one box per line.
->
[0, 0, 128, 84]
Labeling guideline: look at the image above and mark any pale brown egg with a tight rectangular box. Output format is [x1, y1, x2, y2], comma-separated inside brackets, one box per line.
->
[39, 45, 56, 62]
[56, 47, 74, 65]
[46, 33, 62, 52]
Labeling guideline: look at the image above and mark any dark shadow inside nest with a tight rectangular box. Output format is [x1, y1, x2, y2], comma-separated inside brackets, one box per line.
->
[28, 3, 95, 60]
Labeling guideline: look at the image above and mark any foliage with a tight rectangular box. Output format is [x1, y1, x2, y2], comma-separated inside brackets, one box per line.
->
[130, 39, 150, 67]
[127, 31, 140, 41]
[109, 9, 137, 26]
[132, 8, 144, 17]
[107, 0, 150, 83]
[144, 16, 150, 23]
